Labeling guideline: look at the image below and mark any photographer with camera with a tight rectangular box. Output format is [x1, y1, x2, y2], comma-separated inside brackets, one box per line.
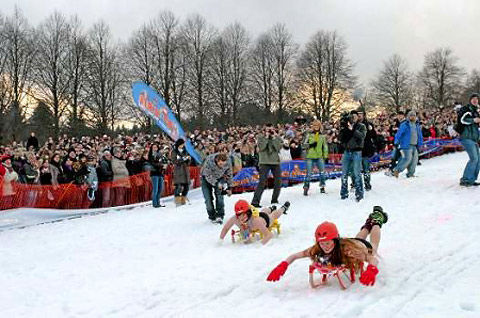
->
[339, 110, 366, 201]
[201, 152, 233, 224]
[251, 124, 283, 208]
[171, 138, 191, 206]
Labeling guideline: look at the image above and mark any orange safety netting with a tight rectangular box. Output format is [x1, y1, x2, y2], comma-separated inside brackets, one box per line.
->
[0, 167, 201, 210]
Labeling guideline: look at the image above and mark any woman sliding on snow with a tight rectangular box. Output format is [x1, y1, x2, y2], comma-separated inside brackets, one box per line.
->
[266, 206, 388, 288]
[219, 199, 290, 245]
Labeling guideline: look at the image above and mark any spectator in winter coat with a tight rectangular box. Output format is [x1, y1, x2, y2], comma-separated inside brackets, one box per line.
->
[358, 109, 377, 191]
[171, 139, 191, 206]
[457, 93, 480, 186]
[279, 139, 293, 163]
[339, 110, 366, 201]
[23, 153, 40, 185]
[393, 110, 424, 178]
[85, 155, 99, 202]
[111, 148, 130, 206]
[302, 120, 328, 196]
[387, 111, 406, 174]
[1, 156, 18, 209]
[26, 132, 39, 151]
[98, 150, 114, 207]
[201, 152, 233, 224]
[251, 124, 283, 208]
[49, 153, 63, 186]
[148, 143, 168, 208]
[289, 140, 303, 160]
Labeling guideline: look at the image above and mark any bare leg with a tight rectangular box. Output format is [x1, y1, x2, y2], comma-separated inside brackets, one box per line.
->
[268, 206, 286, 220]
[369, 225, 381, 252]
[355, 228, 369, 240]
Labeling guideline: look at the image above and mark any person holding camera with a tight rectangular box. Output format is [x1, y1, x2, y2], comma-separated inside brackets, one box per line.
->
[201, 152, 233, 224]
[339, 110, 366, 201]
[251, 124, 283, 208]
[172, 138, 191, 206]
[302, 120, 328, 196]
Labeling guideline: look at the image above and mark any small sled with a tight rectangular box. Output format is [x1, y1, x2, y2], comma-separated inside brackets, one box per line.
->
[231, 219, 281, 243]
[308, 262, 364, 289]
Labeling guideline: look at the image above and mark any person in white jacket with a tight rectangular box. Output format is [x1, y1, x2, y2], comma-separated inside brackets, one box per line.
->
[1, 156, 19, 209]
[279, 139, 292, 163]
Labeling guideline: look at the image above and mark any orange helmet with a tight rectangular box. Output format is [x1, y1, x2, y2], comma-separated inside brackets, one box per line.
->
[234, 200, 250, 216]
[315, 222, 339, 242]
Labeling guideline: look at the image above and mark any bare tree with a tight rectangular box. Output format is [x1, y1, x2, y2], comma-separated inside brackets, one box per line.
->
[269, 24, 297, 121]
[180, 14, 216, 127]
[418, 48, 464, 111]
[464, 69, 480, 99]
[249, 33, 275, 113]
[210, 35, 229, 125]
[1, 7, 36, 140]
[296, 30, 355, 121]
[371, 54, 413, 113]
[33, 11, 72, 136]
[85, 21, 124, 132]
[66, 16, 89, 129]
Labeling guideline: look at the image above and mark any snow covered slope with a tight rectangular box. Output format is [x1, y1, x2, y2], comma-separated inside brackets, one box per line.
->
[0, 152, 479, 317]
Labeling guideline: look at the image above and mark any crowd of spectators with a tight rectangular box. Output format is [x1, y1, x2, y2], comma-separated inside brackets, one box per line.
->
[0, 108, 459, 206]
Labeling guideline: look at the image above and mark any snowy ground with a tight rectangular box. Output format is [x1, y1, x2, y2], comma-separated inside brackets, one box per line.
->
[1, 152, 479, 318]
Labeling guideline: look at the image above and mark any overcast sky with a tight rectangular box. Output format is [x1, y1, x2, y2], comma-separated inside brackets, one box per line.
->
[3, 0, 479, 84]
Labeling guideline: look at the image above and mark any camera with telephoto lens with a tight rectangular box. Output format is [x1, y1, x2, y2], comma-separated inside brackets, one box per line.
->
[340, 111, 353, 128]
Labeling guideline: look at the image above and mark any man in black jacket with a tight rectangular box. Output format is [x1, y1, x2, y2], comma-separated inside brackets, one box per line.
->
[98, 150, 114, 207]
[339, 110, 366, 201]
[358, 108, 377, 191]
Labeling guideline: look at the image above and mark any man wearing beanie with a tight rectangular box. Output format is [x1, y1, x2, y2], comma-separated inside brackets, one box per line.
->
[392, 110, 423, 178]
[457, 93, 480, 186]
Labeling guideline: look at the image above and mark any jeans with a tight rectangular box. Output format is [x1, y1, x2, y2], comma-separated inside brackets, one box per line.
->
[304, 158, 326, 189]
[361, 157, 371, 189]
[201, 177, 225, 220]
[252, 164, 282, 205]
[460, 139, 480, 184]
[394, 145, 418, 177]
[340, 151, 363, 199]
[389, 146, 401, 171]
[151, 175, 164, 207]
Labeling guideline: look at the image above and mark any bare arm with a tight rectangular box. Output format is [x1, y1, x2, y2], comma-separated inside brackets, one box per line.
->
[285, 249, 310, 265]
[219, 217, 236, 240]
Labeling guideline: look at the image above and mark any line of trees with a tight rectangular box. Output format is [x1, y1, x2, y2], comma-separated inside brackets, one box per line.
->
[0, 8, 478, 144]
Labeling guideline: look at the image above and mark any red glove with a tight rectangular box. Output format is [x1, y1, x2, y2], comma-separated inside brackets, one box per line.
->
[359, 264, 379, 286]
[266, 261, 289, 282]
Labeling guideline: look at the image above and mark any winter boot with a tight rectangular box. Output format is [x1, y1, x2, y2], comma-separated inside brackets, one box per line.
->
[181, 196, 188, 205]
[281, 201, 290, 214]
[269, 205, 277, 212]
[303, 187, 309, 196]
[320, 187, 326, 194]
[368, 206, 388, 226]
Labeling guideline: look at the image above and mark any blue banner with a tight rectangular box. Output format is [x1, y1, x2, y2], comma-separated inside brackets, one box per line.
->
[131, 81, 202, 164]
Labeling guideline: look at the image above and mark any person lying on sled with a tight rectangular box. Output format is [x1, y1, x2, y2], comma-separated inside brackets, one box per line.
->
[266, 206, 388, 286]
[219, 199, 290, 245]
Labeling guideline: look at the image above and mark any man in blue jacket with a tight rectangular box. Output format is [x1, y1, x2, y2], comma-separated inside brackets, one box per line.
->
[393, 110, 423, 178]
[457, 93, 480, 186]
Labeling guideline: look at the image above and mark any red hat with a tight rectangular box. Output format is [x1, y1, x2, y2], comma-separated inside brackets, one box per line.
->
[234, 199, 250, 215]
[1, 155, 12, 163]
[315, 222, 339, 242]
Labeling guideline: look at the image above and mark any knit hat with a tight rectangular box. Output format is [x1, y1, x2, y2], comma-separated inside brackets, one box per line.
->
[350, 110, 359, 116]
[407, 110, 416, 117]
[175, 138, 185, 148]
[469, 93, 479, 102]
[1, 155, 12, 162]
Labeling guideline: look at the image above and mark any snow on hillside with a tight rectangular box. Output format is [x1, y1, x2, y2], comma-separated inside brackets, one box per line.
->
[0, 152, 479, 317]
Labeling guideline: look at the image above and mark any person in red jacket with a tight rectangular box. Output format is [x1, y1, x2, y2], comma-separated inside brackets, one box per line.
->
[266, 206, 388, 287]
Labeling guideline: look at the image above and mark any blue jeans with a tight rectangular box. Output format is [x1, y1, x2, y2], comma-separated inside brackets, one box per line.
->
[460, 139, 480, 184]
[394, 145, 418, 177]
[151, 175, 164, 207]
[201, 177, 225, 220]
[340, 151, 363, 199]
[304, 158, 326, 189]
[361, 157, 371, 188]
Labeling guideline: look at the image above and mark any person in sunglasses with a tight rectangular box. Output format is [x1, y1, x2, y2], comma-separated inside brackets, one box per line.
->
[266, 206, 388, 287]
[219, 199, 290, 245]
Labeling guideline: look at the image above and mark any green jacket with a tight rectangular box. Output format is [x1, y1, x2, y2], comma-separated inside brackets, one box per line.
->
[304, 132, 328, 159]
[257, 135, 282, 165]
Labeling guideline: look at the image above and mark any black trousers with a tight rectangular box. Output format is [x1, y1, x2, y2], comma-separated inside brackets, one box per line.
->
[252, 164, 281, 205]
